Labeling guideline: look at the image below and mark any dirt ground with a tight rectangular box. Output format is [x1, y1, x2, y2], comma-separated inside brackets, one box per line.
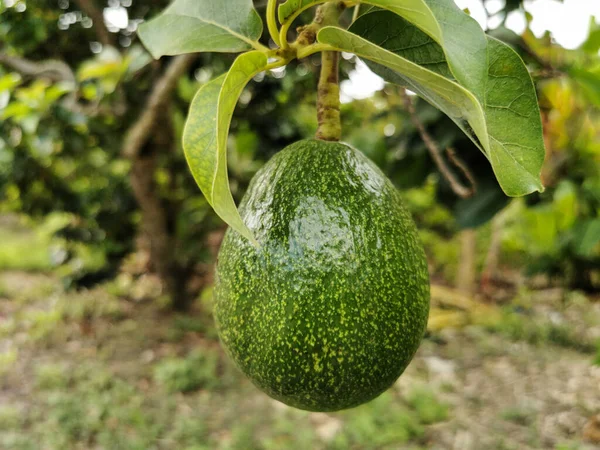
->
[1, 269, 599, 450]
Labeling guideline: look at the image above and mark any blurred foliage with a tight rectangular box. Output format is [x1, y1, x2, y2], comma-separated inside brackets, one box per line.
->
[0, 0, 324, 293]
[0, 3, 599, 449]
[1, 266, 597, 449]
[153, 349, 222, 393]
[496, 30, 600, 290]
[0, 220, 54, 272]
[0, 271, 456, 450]
[0, 0, 599, 292]
[485, 307, 598, 354]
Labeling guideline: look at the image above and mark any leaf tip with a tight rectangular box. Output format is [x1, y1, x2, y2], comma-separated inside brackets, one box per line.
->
[239, 228, 259, 248]
[137, 22, 162, 60]
[503, 178, 545, 198]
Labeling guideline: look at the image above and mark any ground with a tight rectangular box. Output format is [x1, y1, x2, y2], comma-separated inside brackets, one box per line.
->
[0, 230, 599, 449]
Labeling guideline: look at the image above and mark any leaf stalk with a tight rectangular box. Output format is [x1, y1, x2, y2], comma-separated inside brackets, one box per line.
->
[266, 0, 282, 47]
[314, 2, 345, 141]
[316, 50, 342, 141]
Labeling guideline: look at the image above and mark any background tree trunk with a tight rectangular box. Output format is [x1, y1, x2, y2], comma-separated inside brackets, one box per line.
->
[481, 214, 504, 296]
[457, 229, 477, 296]
[130, 153, 190, 310]
[123, 55, 197, 310]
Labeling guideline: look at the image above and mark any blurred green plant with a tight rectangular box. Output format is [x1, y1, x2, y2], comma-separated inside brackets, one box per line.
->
[153, 350, 220, 393]
[501, 406, 536, 426]
[406, 386, 449, 425]
[496, 30, 600, 290]
[0, 0, 324, 309]
[332, 393, 425, 448]
[486, 308, 597, 353]
[0, 349, 18, 377]
[35, 363, 71, 390]
[0, 222, 53, 272]
[0, 405, 22, 431]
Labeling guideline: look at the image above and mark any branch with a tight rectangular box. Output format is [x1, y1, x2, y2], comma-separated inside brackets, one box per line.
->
[316, 50, 341, 141]
[402, 90, 476, 199]
[0, 53, 119, 116]
[314, 2, 345, 141]
[72, 0, 113, 46]
[122, 54, 197, 160]
[446, 147, 477, 194]
[0, 53, 75, 83]
[294, 1, 345, 47]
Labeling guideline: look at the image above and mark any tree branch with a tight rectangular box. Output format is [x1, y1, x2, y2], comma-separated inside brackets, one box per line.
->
[402, 90, 476, 199]
[446, 147, 477, 194]
[124, 55, 197, 311]
[313, 2, 345, 141]
[316, 50, 341, 141]
[72, 0, 113, 46]
[0, 53, 75, 83]
[122, 54, 197, 160]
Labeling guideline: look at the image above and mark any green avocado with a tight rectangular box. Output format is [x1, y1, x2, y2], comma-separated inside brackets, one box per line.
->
[214, 139, 430, 411]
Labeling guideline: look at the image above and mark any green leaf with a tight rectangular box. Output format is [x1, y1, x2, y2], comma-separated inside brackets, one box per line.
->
[569, 67, 600, 108]
[483, 36, 546, 196]
[552, 180, 578, 231]
[356, 5, 381, 18]
[361, 0, 488, 99]
[183, 51, 267, 245]
[280, 0, 487, 99]
[318, 27, 488, 171]
[278, 0, 321, 24]
[454, 179, 510, 229]
[0, 73, 22, 92]
[138, 0, 263, 59]
[582, 17, 600, 55]
[350, 10, 453, 79]
[320, 13, 546, 196]
[572, 219, 600, 258]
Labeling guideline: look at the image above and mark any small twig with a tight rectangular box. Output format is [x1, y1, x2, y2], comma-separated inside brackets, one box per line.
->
[352, 4, 360, 22]
[316, 50, 341, 141]
[72, 0, 113, 46]
[266, 0, 282, 47]
[446, 147, 477, 194]
[510, 33, 566, 80]
[0, 53, 75, 83]
[0, 53, 123, 116]
[402, 90, 475, 199]
[122, 54, 197, 160]
[314, 2, 345, 142]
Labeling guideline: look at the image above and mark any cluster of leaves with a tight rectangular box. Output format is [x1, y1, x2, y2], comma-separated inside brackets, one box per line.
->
[0, 52, 139, 284]
[0, 1, 316, 288]
[4, 0, 595, 291]
[139, 0, 546, 244]
[499, 28, 600, 289]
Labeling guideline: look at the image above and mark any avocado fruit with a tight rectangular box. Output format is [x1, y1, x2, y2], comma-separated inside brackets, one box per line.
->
[214, 139, 430, 411]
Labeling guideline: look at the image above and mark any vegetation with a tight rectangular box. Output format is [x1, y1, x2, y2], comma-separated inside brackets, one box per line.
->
[0, 0, 599, 448]
[1, 265, 598, 449]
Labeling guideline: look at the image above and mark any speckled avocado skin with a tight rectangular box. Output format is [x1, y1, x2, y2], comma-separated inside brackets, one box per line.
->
[214, 139, 430, 412]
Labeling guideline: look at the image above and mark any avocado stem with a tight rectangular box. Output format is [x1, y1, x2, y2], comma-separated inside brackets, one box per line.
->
[266, 0, 282, 47]
[316, 51, 342, 141]
[315, 2, 344, 142]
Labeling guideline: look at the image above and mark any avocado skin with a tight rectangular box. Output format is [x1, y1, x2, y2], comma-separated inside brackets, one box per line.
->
[214, 139, 430, 412]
